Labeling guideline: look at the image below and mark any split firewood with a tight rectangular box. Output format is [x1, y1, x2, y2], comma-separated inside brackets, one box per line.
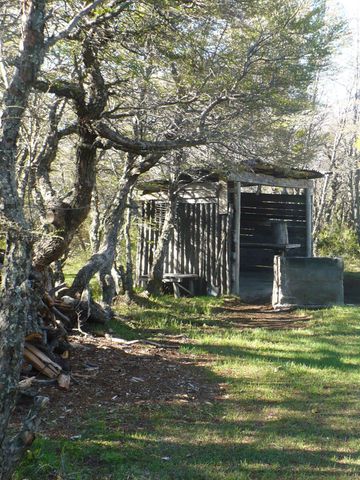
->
[59, 295, 79, 308]
[20, 282, 109, 392]
[18, 376, 36, 390]
[57, 373, 71, 390]
[24, 343, 62, 379]
[52, 306, 72, 328]
[25, 332, 43, 343]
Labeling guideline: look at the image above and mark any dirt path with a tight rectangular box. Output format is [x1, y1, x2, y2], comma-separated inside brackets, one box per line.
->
[210, 301, 312, 330]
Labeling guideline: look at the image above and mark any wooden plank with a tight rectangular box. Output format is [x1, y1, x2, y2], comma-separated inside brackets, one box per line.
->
[143, 203, 149, 275]
[226, 205, 233, 294]
[191, 205, 200, 275]
[199, 204, 205, 278]
[240, 242, 301, 250]
[179, 205, 185, 273]
[230, 172, 313, 188]
[241, 200, 306, 209]
[174, 205, 180, 273]
[241, 192, 306, 204]
[149, 201, 155, 270]
[241, 209, 306, 218]
[241, 205, 306, 215]
[240, 215, 306, 225]
[184, 204, 190, 273]
[218, 180, 228, 214]
[212, 203, 217, 289]
[206, 203, 212, 286]
[306, 188, 313, 257]
[234, 182, 241, 295]
[207, 203, 211, 284]
[24, 343, 62, 379]
[214, 203, 219, 290]
[191, 204, 197, 274]
[178, 198, 218, 204]
[136, 203, 144, 280]
[140, 192, 169, 201]
[181, 182, 218, 196]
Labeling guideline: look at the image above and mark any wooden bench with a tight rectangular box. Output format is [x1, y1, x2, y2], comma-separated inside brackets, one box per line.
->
[139, 273, 199, 298]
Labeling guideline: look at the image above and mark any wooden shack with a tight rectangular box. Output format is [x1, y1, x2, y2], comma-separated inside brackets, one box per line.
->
[136, 163, 322, 299]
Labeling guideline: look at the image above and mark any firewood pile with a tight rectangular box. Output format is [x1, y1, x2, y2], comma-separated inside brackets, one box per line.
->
[21, 282, 109, 392]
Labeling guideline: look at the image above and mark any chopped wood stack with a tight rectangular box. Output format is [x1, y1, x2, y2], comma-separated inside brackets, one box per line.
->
[0, 248, 109, 393]
[21, 282, 109, 392]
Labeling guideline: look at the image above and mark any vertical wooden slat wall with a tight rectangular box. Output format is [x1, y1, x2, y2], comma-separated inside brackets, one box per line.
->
[137, 200, 230, 294]
[239, 192, 307, 271]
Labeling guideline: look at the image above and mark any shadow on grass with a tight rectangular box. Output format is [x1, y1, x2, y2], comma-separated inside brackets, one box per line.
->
[23, 399, 360, 480]
[16, 303, 360, 480]
[193, 342, 360, 373]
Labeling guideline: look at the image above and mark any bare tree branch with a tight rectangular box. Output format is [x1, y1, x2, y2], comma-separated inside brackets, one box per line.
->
[95, 121, 205, 154]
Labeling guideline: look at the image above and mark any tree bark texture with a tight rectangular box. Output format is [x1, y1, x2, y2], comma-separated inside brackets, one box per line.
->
[70, 154, 161, 302]
[70, 164, 136, 299]
[0, 2, 46, 478]
[146, 189, 177, 296]
[32, 34, 107, 270]
[122, 196, 135, 299]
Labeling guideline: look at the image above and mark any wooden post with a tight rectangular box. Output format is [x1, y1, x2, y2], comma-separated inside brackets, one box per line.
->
[306, 188, 313, 257]
[234, 182, 241, 295]
[225, 205, 232, 295]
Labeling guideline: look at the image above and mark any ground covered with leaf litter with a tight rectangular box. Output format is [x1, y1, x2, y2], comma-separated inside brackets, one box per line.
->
[28, 303, 311, 438]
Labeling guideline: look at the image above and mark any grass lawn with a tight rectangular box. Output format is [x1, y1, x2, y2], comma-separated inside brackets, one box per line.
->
[16, 297, 360, 480]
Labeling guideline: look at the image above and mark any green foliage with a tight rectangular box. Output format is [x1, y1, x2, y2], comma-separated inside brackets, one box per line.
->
[317, 223, 360, 260]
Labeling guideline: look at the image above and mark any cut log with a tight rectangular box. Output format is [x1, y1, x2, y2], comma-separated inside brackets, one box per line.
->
[18, 377, 36, 390]
[57, 373, 71, 390]
[25, 332, 43, 343]
[24, 343, 62, 379]
[51, 306, 72, 328]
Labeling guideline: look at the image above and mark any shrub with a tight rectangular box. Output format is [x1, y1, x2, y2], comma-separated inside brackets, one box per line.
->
[317, 223, 360, 259]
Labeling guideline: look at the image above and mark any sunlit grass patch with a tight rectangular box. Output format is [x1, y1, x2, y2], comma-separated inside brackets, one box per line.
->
[16, 299, 360, 480]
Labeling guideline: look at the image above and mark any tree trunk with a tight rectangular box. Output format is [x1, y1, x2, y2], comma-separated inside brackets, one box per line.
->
[0, 2, 47, 478]
[146, 189, 177, 296]
[32, 127, 98, 269]
[32, 33, 107, 271]
[122, 193, 135, 300]
[70, 165, 135, 300]
[90, 183, 101, 253]
[70, 153, 161, 303]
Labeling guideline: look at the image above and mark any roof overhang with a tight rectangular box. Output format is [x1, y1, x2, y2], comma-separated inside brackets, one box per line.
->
[229, 171, 314, 188]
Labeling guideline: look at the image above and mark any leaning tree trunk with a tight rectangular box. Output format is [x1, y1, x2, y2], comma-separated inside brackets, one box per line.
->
[122, 194, 135, 301]
[146, 189, 177, 296]
[70, 153, 161, 305]
[0, 2, 48, 479]
[70, 162, 136, 302]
